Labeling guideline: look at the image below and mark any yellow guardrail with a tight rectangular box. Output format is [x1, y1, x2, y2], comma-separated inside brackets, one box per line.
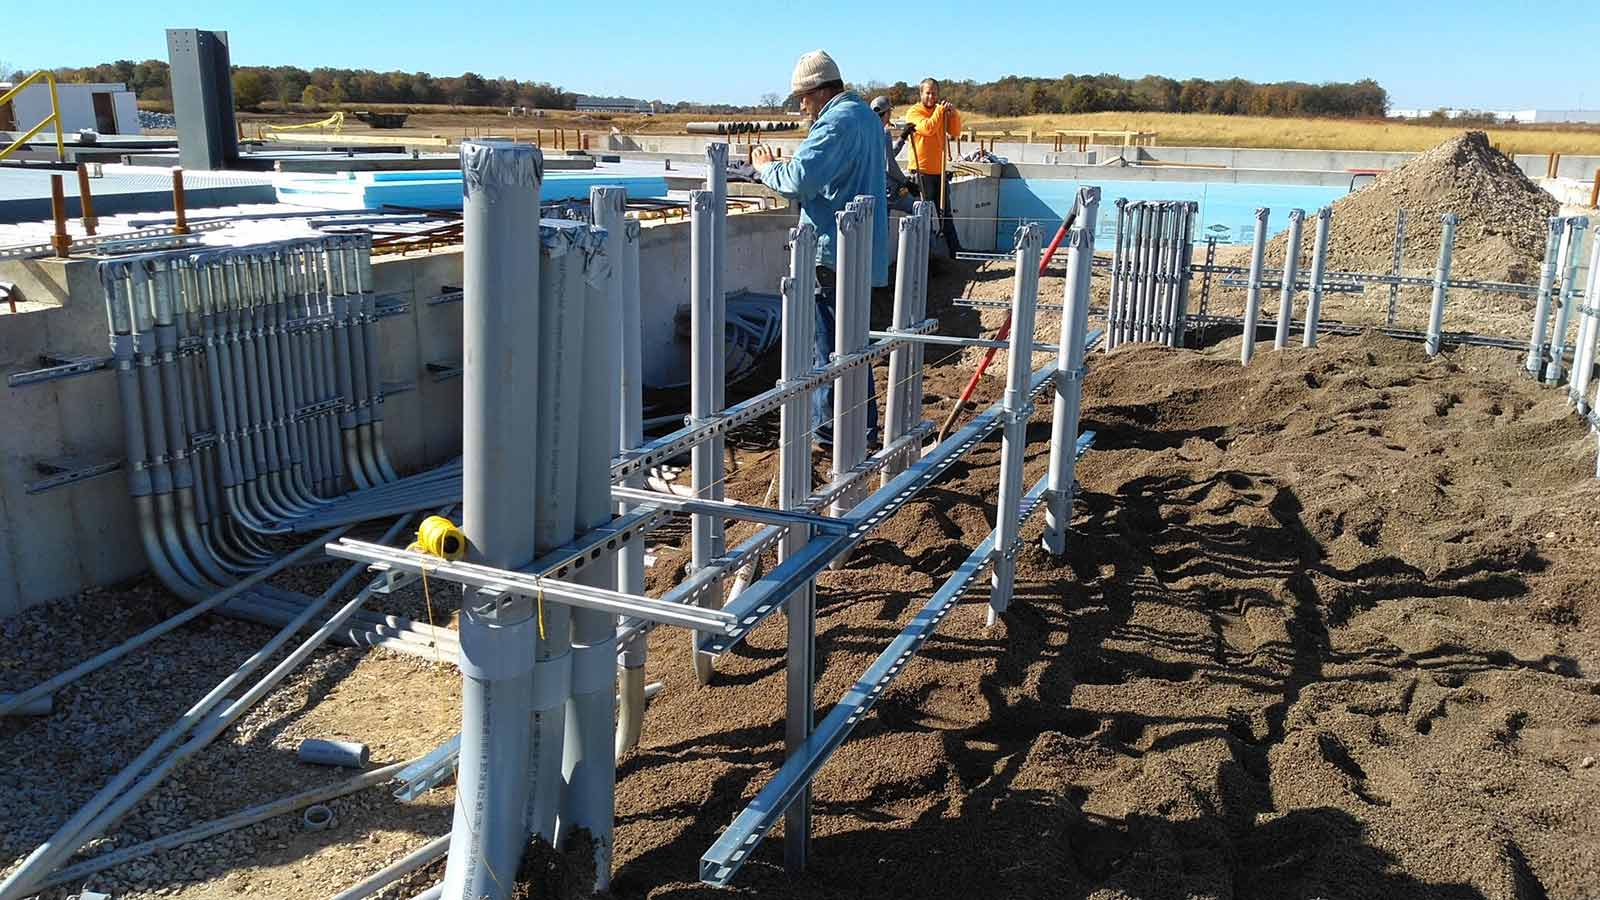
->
[0, 71, 67, 163]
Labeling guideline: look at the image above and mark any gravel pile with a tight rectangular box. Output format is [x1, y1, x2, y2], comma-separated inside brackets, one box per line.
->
[137, 110, 177, 130]
[1267, 131, 1560, 284]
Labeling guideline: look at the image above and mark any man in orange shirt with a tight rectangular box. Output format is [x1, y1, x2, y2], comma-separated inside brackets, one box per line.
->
[904, 77, 963, 257]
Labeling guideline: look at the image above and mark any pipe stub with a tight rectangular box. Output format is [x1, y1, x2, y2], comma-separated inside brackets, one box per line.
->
[303, 804, 335, 831]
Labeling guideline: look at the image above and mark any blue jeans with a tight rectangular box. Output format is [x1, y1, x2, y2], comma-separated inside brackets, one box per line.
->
[813, 266, 878, 447]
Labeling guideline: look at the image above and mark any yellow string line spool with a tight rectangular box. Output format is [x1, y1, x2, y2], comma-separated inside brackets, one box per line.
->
[406, 516, 465, 661]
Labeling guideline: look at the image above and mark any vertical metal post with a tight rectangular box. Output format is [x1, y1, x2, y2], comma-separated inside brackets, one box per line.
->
[49, 174, 71, 258]
[1274, 209, 1305, 350]
[172, 169, 190, 236]
[1527, 218, 1565, 377]
[1425, 213, 1458, 357]
[989, 223, 1042, 623]
[76, 164, 98, 236]
[1546, 217, 1589, 385]
[1386, 208, 1406, 326]
[1043, 205, 1098, 556]
[706, 143, 729, 558]
[688, 191, 719, 685]
[1240, 207, 1269, 366]
[780, 224, 818, 873]
[1303, 207, 1332, 348]
[445, 140, 542, 900]
[1106, 198, 1128, 351]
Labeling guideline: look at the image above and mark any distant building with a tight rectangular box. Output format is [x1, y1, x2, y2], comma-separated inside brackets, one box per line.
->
[575, 96, 653, 114]
[0, 81, 142, 135]
[1390, 107, 1600, 124]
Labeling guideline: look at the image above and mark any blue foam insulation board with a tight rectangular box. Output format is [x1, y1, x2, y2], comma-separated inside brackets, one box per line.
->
[275, 169, 671, 210]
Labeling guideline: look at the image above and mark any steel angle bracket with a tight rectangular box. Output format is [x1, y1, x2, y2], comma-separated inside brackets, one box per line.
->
[699, 473, 1055, 886]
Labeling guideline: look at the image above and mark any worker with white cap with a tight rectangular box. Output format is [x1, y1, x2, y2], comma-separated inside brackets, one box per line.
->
[751, 50, 887, 445]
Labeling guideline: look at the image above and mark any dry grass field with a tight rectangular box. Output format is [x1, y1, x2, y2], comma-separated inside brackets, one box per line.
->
[217, 105, 1600, 156]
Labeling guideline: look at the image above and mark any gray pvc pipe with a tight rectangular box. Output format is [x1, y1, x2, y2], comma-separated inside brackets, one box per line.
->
[1303, 207, 1332, 348]
[445, 141, 543, 900]
[567, 191, 623, 889]
[1275, 210, 1305, 350]
[1106, 198, 1128, 350]
[298, 738, 370, 768]
[527, 224, 582, 841]
[1527, 218, 1565, 376]
[1426, 214, 1459, 357]
[1546, 218, 1589, 384]
[1241, 208, 1270, 366]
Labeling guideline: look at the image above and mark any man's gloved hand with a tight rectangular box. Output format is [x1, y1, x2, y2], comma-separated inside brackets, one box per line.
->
[899, 122, 915, 141]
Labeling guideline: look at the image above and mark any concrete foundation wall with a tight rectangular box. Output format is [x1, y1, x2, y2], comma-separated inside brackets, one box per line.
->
[0, 207, 793, 615]
[611, 132, 1600, 182]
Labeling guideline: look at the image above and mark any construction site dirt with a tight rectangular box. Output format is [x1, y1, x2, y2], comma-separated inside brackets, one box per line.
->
[4, 254, 1598, 899]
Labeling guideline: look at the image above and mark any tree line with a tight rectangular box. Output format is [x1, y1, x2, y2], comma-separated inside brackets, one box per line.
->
[855, 74, 1389, 119]
[35, 60, 1387, 120]
[41, 60, 578, 111]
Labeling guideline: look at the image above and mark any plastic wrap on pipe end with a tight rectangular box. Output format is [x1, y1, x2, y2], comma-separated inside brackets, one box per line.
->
[1076, 185, 1102, 208]
[460, 140, 544, 203]
[1012, 222, 1042, 254]
[538, 217, 590, 258]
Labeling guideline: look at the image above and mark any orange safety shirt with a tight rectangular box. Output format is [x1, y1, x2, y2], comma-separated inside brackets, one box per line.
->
[904, 102, 961, 175]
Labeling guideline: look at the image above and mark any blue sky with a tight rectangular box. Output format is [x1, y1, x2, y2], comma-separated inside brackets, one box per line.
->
[9, 0, 1595, 110]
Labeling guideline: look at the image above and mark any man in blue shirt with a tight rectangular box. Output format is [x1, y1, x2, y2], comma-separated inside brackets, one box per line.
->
[752, 50, 888, 445]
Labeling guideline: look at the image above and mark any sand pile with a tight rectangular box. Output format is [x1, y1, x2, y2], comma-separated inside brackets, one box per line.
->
[1267, 131, 1559, 283]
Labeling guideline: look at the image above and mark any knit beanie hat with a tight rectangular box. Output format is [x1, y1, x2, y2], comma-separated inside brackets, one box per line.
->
[790, 50, 841, 95]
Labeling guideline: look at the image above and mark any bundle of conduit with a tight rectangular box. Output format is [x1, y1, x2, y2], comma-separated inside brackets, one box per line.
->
[94, 235, 460, 656]
[684, 120, 801, 134]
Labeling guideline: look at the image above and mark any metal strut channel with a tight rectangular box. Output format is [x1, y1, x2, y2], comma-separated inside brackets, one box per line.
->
[7, 354, 115, 388]
[393, 734, 462, 802]
[697, 360, 1065, 658]
[697, 448, 1090, 887]
[324, 538, 732, 632]
[610, 322, 938, 484]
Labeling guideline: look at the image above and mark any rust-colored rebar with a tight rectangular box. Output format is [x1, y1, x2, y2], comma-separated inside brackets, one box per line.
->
[1591, 170, 1599, 210]
[171, 168, 189, 235]
[75, 163, 98, 236]
[50, 174, 72, 257]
